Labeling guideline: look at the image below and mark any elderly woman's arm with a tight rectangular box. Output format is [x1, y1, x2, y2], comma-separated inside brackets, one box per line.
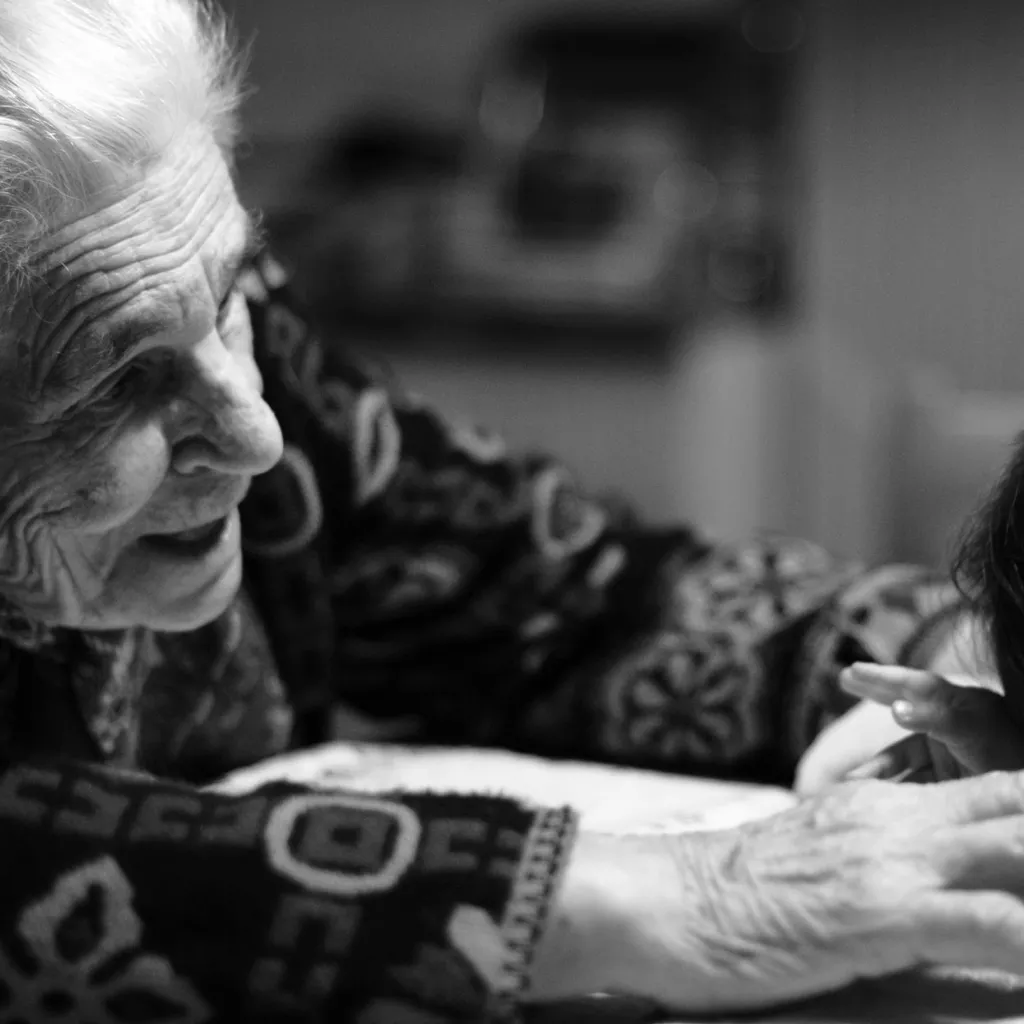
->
[238, 251, 967, 782]
[11, 755, 1024, 1020]
[0, 755, 578, 1020]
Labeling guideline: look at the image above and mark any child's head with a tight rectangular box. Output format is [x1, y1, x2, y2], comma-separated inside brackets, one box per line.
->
[953, 433, 1024, 722]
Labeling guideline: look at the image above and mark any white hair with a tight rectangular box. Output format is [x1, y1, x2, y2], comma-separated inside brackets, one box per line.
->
[0, 0, 244, 292]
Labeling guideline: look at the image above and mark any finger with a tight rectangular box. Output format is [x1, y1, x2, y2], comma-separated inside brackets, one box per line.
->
[842, 665, 1024, 775]
[908, 891, 1024, 977]
[934, 816, 1024, 895]
[923, 736, 972, 782]
[844, 734, 934, 782]
[924, 771, 1024, 825]
[840, 663, 945, 710]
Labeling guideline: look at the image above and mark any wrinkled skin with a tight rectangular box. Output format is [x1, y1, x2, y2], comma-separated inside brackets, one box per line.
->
[0, 130, 283, 631]
[541, 773, 1024, 1013]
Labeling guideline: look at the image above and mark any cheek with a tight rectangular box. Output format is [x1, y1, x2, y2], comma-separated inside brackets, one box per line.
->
[44, 421, 169, 534]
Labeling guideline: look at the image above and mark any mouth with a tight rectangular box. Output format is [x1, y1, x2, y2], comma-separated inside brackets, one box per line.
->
[138, 516, 231, 558]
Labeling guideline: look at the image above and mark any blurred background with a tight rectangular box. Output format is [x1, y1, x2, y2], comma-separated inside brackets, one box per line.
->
[221, 0, 1024, 569]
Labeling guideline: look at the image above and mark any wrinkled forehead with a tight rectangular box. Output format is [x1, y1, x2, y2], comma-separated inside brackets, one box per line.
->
[0, 131, 250, 417]
[33, 132, 244, 279]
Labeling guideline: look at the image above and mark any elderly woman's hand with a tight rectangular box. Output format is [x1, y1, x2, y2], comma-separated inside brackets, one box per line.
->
[531, 771, 1024, 1013]
[839, 663, 1024, 781]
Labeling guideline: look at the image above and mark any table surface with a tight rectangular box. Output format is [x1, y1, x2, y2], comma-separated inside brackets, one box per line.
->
[216, 744, 1024, 1023]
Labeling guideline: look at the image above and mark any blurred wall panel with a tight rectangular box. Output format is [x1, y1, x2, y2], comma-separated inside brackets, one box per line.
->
[222, 0, 725, 141]
[385, 349, 679, 518]
[808, 0, 1024, 389]
[228, 0, 1024, 556]
[223, 0, 521, 140]
[802, 0, 1024, 562]
[223, 0, 796, 533]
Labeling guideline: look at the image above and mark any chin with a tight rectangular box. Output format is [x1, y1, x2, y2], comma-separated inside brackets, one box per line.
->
[144, 554, 244, 633]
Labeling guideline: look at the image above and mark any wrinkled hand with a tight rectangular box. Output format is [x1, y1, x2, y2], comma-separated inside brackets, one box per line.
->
[532, 772, 1024, 1013]
[840, 663, 1024, 781]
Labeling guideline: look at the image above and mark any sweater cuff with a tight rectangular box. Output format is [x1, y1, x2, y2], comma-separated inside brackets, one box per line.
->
[493, 805, 578, 1012]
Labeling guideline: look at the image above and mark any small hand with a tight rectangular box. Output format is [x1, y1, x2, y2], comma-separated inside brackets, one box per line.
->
[839, 663, 1024, 781]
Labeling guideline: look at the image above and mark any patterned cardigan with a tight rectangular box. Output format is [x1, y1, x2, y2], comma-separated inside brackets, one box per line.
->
[0, 250, 965, 1023]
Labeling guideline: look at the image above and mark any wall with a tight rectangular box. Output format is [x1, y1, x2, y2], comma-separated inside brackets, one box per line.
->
[225, 0, 1024, 556]
[224, 0, 796, 536]
[807, 0, 1024, 391]
[801, 0, 1024, 561]
[222, 0, 728, 141]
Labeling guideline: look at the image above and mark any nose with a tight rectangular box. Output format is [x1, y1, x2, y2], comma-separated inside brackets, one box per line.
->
[169, 333, 284, 478]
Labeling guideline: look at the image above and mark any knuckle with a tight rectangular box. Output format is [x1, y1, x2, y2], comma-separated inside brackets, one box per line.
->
[803, 784, 866, 831]
[1000, 818, 1024, 857]
[966, 894, 1020, 938]
[804, 780, 920, 846]
[837, 666, 858, 687]
[833, 778, 900, 820]
[843, 842, 934, 910]
[990, 769, 1024, 802]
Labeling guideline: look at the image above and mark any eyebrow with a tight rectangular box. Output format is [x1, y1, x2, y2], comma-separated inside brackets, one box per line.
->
[53, 212, 267, 393]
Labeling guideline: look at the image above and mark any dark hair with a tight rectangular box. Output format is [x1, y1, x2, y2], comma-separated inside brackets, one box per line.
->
[952, 432, 1024, 721]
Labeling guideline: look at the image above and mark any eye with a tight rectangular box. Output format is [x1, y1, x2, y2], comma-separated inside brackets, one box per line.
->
[93, 363, 146, 407]
[86, 352, 172, 415]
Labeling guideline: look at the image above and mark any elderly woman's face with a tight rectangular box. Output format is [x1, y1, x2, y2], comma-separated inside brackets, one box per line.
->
[0, 133, 284, 632]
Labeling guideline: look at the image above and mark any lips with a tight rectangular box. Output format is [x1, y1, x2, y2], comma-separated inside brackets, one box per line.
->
[171, 522, 223, 544]
[139, 517, 230, 557]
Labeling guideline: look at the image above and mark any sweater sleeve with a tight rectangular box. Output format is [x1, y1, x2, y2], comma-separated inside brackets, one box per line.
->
[0, 756, 575, 1022]
[237, 248, 967, 784]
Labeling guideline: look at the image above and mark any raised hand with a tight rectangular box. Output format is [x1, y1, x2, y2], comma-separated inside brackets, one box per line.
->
[839, 663, 1024, 781]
